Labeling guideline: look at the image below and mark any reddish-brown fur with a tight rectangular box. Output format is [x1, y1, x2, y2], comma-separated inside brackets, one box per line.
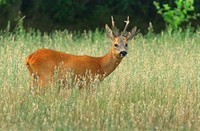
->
[26, 16, 137, 90]
[26, 47, 121, 86]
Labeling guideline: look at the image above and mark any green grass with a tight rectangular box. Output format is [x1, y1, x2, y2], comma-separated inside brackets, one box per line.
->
[0, 28, 200, 130]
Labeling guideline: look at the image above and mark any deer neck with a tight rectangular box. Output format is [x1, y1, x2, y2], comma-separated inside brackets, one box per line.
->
[100, 49, 123, 77]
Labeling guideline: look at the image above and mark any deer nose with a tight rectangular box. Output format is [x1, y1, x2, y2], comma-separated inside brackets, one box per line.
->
[119, 51, 127, 57]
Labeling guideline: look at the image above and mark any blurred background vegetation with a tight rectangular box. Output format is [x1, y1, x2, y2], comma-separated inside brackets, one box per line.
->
[0, 0, 199, 33]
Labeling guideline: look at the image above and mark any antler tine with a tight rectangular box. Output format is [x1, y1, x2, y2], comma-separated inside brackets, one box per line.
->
[111, 16, 119, 36]
[122, 16, 130, 36]
[111, 16, 115, 27]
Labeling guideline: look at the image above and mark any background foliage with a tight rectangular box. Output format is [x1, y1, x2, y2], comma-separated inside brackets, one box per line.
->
[154, 0, 199, 29]
[0, 0, 200, 33]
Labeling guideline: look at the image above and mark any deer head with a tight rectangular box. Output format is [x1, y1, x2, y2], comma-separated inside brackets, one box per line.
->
[105, 16, 137, 58]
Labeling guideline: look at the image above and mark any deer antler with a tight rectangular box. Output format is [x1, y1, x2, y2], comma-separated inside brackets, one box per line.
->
[111, 16, 119, 36]
[122, 16, 130, 36]
[111, 16, 115, 28]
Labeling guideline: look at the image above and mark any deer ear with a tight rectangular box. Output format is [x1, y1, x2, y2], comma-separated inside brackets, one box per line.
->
[105, 24, 114, 39]
[126, 26, 138, 40]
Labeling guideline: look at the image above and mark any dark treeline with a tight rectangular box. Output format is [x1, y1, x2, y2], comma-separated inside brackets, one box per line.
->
[0, 0, 200, 33]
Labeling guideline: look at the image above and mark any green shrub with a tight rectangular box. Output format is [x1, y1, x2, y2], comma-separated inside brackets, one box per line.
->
[154, 0, 199, 29]
[0, 0, 5, 5]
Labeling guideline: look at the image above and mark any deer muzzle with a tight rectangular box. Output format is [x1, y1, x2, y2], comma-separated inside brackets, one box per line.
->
[119, 51, 127, 57]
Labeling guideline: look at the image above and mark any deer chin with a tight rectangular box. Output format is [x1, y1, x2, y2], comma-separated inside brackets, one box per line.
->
[116, 53, 126, 58]
[120, 54, 124, 57]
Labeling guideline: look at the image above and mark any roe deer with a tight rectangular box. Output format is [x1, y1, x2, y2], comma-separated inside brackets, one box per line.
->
[26, 16, 137, 90]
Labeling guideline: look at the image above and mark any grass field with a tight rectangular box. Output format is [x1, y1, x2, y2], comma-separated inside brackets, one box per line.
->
[0, 28, 200, 130]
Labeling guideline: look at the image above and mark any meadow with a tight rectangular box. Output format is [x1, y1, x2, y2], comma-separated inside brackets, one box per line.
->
[0, 28, 200, 130]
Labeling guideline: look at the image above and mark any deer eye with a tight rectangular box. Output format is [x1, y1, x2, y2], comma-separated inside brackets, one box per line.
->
[125, 43, 128, 47]
[114, 44, 119, 47]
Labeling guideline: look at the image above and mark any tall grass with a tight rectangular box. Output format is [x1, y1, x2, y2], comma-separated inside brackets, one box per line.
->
[0, 28, 200, 130]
